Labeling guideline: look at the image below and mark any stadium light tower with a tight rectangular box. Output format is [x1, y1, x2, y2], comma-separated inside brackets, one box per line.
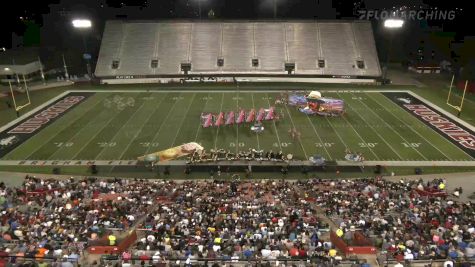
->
[273, 0, 277, 18]
[72, 19, 93, 79]
[382, 18, 404, 84]
[197, 0, 203, 19]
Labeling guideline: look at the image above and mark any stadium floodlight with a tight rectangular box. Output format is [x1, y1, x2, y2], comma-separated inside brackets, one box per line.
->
[384, 19, 404, 28]
[382, 19, 404, 84]
[72, 19, 92, 78]
[72, 19, 92, 28]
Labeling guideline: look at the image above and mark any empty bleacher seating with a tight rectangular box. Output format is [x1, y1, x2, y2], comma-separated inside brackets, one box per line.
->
[95, 21, 381, 78]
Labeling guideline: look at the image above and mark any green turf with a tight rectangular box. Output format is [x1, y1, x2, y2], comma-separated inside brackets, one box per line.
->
[2, 90, 473, 162]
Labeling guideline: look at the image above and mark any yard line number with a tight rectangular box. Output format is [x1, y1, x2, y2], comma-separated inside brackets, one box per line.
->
[273, 142, 292, 148]
[401, 142, 422, 148]
[359, 142, 378, 148]
[98, 142, 117, 148]
[140, 142, 160, 148]
[229, 142, 245, 147]
[54, 142, 74, 148]
[314, 142, 334, 147]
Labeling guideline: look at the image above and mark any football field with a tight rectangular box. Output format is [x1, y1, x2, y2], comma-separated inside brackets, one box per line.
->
[0, 89, 474, 163]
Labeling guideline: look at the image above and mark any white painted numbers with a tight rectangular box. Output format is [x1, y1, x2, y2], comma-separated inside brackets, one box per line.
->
[315, 142, 334, 147]
[140, 142, 159, 148]
[229, 142, 245, 147]
[274, 142, 292, 147]
[54, 142, 74, 148]
[97, 142, 116, 147]
[359, 142, 378, 148]
[401, 142, 422, 148]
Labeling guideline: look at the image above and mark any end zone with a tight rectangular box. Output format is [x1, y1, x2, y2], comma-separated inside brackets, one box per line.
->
[0, 92, 94, 158]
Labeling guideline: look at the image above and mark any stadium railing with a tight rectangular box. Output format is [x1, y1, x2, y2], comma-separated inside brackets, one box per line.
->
[101, 255, 367, 267]
[0, 255, 79, 266]
[377, 256, 475, 267]
[330, 229, 377, 255]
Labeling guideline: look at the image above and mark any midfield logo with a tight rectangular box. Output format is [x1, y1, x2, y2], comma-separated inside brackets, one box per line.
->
[104, 95, 135, 111]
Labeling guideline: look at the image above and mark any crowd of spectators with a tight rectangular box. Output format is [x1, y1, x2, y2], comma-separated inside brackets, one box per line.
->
[0, 175, 474, 267]
[131, 179, 332, 265]
[300, 177, 475, 263]
[0, 176, 157, 266]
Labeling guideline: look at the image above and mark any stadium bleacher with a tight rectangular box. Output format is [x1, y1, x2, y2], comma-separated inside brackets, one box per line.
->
[1, 176, 474, 267]
[95, 20, 381, 81]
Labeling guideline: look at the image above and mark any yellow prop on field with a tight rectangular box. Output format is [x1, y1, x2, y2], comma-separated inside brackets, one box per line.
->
[137, 142, 204, 163]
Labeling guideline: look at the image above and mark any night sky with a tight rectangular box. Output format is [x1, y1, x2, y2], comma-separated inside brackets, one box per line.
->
[0, 0, 472, 67]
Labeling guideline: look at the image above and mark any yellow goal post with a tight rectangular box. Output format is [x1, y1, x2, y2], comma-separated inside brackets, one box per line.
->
[446, 74, 468, 116]
[8, 74, 31, 112]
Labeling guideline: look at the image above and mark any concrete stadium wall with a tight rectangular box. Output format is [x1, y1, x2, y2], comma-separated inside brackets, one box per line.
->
[100, 77, 377, 85]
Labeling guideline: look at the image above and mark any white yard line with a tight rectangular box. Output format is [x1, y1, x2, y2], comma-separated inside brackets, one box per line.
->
[352, 95, 427, 160]
[334, 93, 380, 160]
[170, 93, 197, 147]
[304, 115, 331, 159]
[145, 93, 183, 154]
[66, 112, 119, 161]
[213, 93, 225, 149]
[193, 93, 211, 142]
[265, 93, 282, 152]
[341, 94, 404, 160]
[45, 99, 116, 160]
[324, 117, 349, 149]
[94, 100, 149, 160]
[7, 89, 473, 162]
[366, 93, 450, 160]
[117, 95, 168, 160]
[236, 91, 240, 155]
[283, 104, 309, 160]
[250, 93, 260, 150]
[22, 97, 105, 160]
